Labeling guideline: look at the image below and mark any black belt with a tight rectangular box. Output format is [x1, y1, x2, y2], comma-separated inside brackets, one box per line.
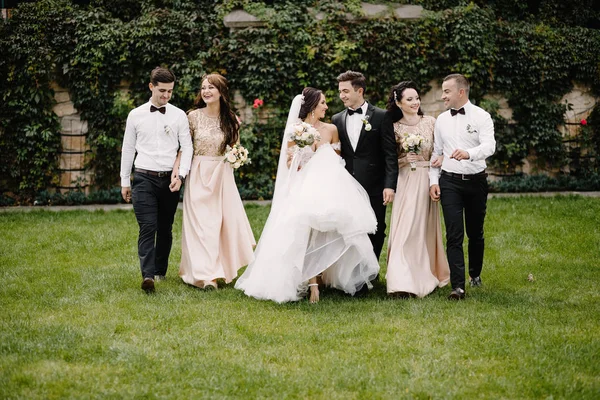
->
[441, 170, 488, 180]
[135, 168, 172, 178]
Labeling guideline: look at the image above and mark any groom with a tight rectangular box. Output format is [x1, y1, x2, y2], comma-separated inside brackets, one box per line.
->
[332, 71, 398, 261]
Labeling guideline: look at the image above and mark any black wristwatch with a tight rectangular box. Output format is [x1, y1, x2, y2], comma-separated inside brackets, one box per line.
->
[178, 175, 185, 183]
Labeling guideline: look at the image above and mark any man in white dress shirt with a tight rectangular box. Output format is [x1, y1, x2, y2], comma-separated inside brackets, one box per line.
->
[429, 74, 496, 300]
[120, 67, 193, 293]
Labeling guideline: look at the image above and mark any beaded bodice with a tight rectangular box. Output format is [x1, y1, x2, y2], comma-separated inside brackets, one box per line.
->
[394, 115, 436, 164]
[188, 109, 225, 156]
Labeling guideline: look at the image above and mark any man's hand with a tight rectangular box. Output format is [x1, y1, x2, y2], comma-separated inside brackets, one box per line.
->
[430, 155, 443, 168]
[171, 167, 179, 182]
[169, 176, 182, 192]
[383, 188, 395, 205]
[121, 187, 132, 203]
[429, 184, 440, 202]
[450, 149, 469, 161]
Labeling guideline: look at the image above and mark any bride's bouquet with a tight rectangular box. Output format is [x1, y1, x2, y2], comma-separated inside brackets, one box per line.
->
[401, 132, 423, 171]
[224, 143, 250, 169]
[289, 122, 321, 148]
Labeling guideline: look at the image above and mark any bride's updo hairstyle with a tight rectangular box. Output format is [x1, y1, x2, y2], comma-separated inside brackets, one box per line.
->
[299, 87, 323, 120]
[386, 81, 424, 123]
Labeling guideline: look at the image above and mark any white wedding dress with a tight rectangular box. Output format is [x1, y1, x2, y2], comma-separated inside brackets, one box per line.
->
[235, 95, 380, 303]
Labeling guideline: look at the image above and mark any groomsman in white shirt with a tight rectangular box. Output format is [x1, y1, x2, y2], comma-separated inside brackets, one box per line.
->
[429, 74, 496, 300]
[120, 67, 193, 293]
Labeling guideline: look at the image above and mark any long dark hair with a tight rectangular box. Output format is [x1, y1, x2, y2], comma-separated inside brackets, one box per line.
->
[386, 81, 424, 123]
[299, 87, 323, 120]
[193, 73, 240, 154]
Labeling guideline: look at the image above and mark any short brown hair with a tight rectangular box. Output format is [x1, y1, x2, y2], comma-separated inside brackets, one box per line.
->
[337, 70, 366, 94]
[443, 73, 470, 96]
[150, 67, 176, 86]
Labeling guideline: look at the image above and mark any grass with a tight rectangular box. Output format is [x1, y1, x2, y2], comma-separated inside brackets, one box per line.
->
[1, 196, 599, 399]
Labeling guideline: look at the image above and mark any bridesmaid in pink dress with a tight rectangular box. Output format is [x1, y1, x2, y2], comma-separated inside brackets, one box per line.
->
[176, 73, 255, 289]
[386, 81, 450, 297]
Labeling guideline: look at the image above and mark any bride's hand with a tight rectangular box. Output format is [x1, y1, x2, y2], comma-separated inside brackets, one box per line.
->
[286, 147, 295, 168]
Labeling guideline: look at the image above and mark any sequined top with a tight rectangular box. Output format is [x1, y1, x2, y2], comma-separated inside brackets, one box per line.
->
[188, 109, 225, 156]
[394, 115, 436, 167]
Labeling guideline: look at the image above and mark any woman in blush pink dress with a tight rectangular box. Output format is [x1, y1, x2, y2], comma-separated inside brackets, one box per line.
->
[176, 73, 255, 290]
[386, 81, 450, 298]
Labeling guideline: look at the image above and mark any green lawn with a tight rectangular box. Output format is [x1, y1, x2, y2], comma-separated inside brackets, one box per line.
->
[1, 196, 599, 399]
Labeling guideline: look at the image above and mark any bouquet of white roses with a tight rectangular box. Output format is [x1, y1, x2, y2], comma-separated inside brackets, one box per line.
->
[289, 122, 321, 148]
[401, 132, 423, 171]
[224, 143, 250, 169]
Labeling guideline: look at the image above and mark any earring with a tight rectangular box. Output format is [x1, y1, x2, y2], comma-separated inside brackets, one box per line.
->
[311, 111, 315, 119]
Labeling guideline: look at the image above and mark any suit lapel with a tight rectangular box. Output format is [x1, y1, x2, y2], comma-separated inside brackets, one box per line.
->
[338, 110, 354, 155]
[355, 104, 374, 150]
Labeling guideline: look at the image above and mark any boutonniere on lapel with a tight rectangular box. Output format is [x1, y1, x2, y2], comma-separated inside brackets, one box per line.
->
[466, 124, 478, 135]
[164, 125, 173, 135]
[361, 116, 372, 131]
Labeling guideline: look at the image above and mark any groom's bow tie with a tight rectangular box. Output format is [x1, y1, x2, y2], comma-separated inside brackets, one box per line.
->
[450, 107, 465, 116]
[347, 107, 363, 116]
[150, 105, 166, 114]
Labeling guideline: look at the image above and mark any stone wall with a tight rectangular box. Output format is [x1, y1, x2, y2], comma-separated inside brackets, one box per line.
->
[51, 83, 91, 193]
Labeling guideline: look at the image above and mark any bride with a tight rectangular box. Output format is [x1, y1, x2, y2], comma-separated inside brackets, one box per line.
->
[235, 87, 380, 303]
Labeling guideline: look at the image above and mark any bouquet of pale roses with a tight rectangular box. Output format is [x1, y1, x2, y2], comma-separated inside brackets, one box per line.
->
[288, 122, 321, 148]
[401, 132, 423, 171]
[224, 143, 250, 169]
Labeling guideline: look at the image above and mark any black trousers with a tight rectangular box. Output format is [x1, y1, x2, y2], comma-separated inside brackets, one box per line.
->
[131, 173, 180, 279]
[369, 193, 387, 262]
[439, 174, 488, 290]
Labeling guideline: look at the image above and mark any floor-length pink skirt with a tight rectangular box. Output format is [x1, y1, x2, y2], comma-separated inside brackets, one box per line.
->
[386, 161, 450, 297]
[179, 155, 256, 287]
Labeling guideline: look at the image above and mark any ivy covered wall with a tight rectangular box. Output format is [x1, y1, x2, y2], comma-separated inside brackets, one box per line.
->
[1, 0, 599, 203]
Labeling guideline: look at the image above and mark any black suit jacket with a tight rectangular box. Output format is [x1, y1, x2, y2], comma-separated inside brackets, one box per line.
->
[332, 103, 398, 196]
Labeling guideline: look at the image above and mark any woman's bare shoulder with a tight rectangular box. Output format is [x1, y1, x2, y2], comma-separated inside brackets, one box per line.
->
[321, 122, 338, 133]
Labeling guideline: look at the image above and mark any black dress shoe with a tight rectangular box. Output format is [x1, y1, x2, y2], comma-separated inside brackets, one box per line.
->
[141, 278, 155, 293]
[469, 276, 482, 287]
[448, 288, 465, 300]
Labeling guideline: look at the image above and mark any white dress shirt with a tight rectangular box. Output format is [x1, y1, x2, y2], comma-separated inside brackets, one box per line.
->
[120, 101, 193, 187]
[429, 101, 496, 185]
[346, 102, 369, 151]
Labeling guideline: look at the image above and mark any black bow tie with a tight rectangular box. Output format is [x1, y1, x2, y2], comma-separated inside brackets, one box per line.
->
[450, 107, 465, 116]
[150, 105, 166, 114]
[347, 107, 363, 116]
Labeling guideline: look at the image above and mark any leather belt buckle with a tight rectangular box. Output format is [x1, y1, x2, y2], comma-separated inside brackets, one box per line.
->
[157, 171, 169, 178]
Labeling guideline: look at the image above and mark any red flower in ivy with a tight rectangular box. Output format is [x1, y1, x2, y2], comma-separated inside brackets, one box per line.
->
[580, 119, 587, 126]
[253, 98, 264, 108]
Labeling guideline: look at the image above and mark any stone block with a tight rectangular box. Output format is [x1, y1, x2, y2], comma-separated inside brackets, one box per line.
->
[59, 152, 86, 170]
[362, 3, 389, 18]
[224, 10, 266, 28]
[54, 91, 70, 103]
[53, 101, 78, 117]
[58, 170, 90, 191]
[60, 115, 85, 134]
[394, 5, 424, 19]
[561, 83, 597, 122]
[61, 134, 88, 152]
